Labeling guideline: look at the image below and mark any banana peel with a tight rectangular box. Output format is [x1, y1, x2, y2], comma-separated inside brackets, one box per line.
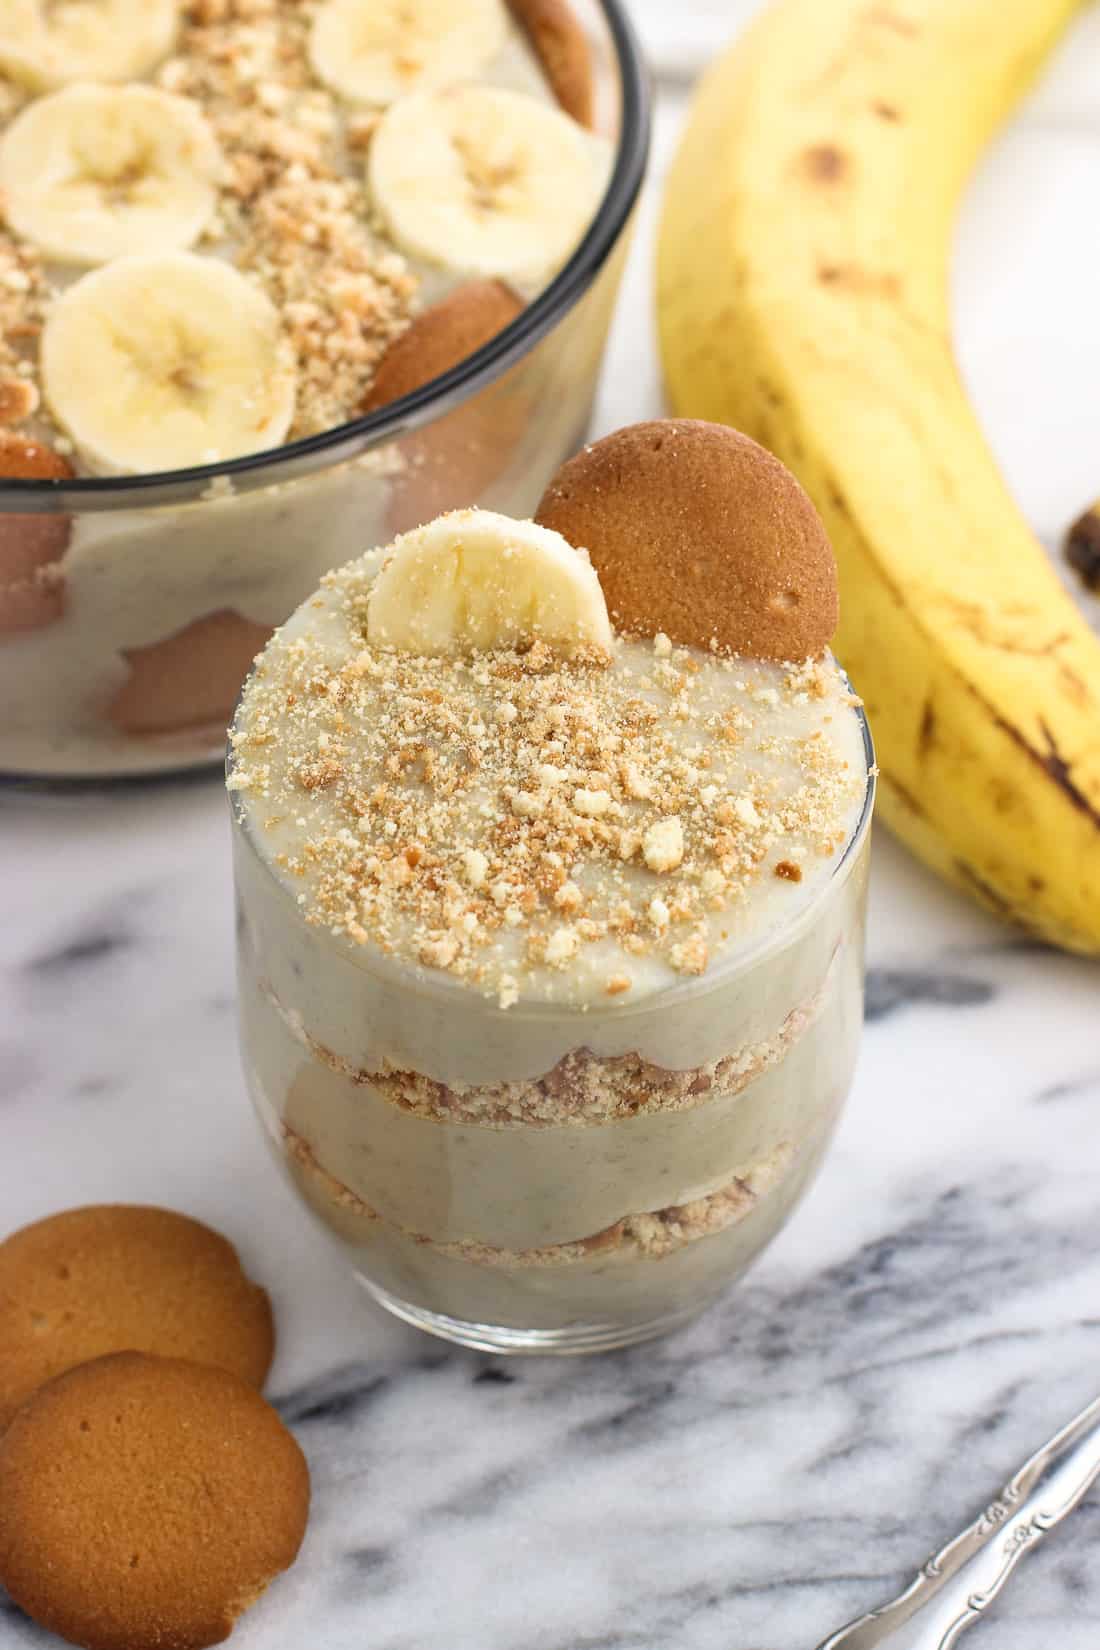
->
[657, 0, 1100, 952]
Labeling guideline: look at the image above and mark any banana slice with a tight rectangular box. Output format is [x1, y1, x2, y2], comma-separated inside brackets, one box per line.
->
[367, 85, 608, 290]
[367, 508, 612, 656]
[41, 253, 297, 475]
[0, 85, 222, 266]
[0, 0, 179, 91]
[309, 0, 508, 106]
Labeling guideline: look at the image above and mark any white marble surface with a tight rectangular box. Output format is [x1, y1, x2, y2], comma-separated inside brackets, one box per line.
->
[4, 6, 1100, 1647]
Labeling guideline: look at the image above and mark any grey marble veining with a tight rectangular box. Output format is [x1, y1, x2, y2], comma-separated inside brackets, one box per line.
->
[4, 6, 1100, 1647]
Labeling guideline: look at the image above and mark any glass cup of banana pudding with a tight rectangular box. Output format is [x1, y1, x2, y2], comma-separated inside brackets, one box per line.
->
[0, 0, 646, 780]
[229, 420, 876, 1353]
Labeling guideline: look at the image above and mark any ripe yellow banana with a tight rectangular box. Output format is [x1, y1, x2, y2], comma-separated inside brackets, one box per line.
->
[657, 0, 1100, 952]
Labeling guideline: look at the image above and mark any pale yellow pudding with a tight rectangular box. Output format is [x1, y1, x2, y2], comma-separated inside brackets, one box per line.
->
[229, 425, 874, 1350]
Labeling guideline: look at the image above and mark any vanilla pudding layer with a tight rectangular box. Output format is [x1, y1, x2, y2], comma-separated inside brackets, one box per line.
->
[240, 903, 863, 1249]
[233, 799, 864, 1084]
[236, 826, 867, 1263]
[280, 1107, 845, 1332]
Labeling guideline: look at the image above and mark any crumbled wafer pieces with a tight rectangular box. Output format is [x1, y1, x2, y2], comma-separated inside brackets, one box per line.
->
[154, 1, 416, 439]
[230, 548, 865, 1001]
[279, 977, 827, 1124]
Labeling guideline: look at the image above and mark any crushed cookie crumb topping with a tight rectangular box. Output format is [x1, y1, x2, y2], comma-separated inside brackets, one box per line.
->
[154, 0, 416, 438]
[0, 0, 418, 452]
[0, 232, 47, 424]
[231, 553, 869, 1006]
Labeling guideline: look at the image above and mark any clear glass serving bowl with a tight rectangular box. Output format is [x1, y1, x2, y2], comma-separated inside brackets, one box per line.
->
[0, 0, 649, 784]
[231, 710, 875, 1355]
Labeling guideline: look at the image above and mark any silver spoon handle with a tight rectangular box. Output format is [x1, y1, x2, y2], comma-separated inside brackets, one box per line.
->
[816, 1390, 1100, 1650]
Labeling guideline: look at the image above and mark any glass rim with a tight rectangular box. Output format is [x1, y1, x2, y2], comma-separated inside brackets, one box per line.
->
[0, 0, 651, 516]
[227, 672, 877, 1023]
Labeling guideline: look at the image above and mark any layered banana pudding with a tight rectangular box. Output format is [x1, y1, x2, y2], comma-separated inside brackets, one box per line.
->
[0, 0, 616, 776]
[229, 421, 875, 1350]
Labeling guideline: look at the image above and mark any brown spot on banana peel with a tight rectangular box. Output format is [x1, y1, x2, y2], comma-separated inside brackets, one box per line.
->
[939, 598, 1069, 654]
[926, 664, 1099, 838]
[1051, 662, 1089, 712]
[919, 589, 1090, 707]
[824, 480, 853, 519]
[1066, 507, 1100, 592]
[1035, 718, 1100, 827]
[801, 143, 849, 183]
[817, 263, 902, 299]
[988, 776, 1024, 818]
[954, 861, 1036, 929]
[883, 772, 1045, 929]
[917, 699, 936, 757]
[871, 101, 902, 122]
[881, 773, 927, 821]
[864, 5, 920, 37]
[915, 704, 1023, 818]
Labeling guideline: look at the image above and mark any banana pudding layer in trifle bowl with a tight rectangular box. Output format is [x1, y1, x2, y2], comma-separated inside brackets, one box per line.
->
[0, 0, 647, 780]
[229, 420, 876, 1353]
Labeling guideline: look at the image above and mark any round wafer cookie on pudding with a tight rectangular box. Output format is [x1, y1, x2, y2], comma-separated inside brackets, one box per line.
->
[535, 419, 839, 660]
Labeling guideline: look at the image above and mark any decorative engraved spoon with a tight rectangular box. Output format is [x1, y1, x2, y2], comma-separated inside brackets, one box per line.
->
[814, 1389, 1100, 1648]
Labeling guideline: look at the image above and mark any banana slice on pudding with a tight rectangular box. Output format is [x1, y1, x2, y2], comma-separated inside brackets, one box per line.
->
[0, 85, 222, 266]
[40, 253, 297, 474]
[367, 508, 612, 656]
[0, 0, 179, 92]
[309, 0, 508, 106]
[367, 85, 607, 290]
